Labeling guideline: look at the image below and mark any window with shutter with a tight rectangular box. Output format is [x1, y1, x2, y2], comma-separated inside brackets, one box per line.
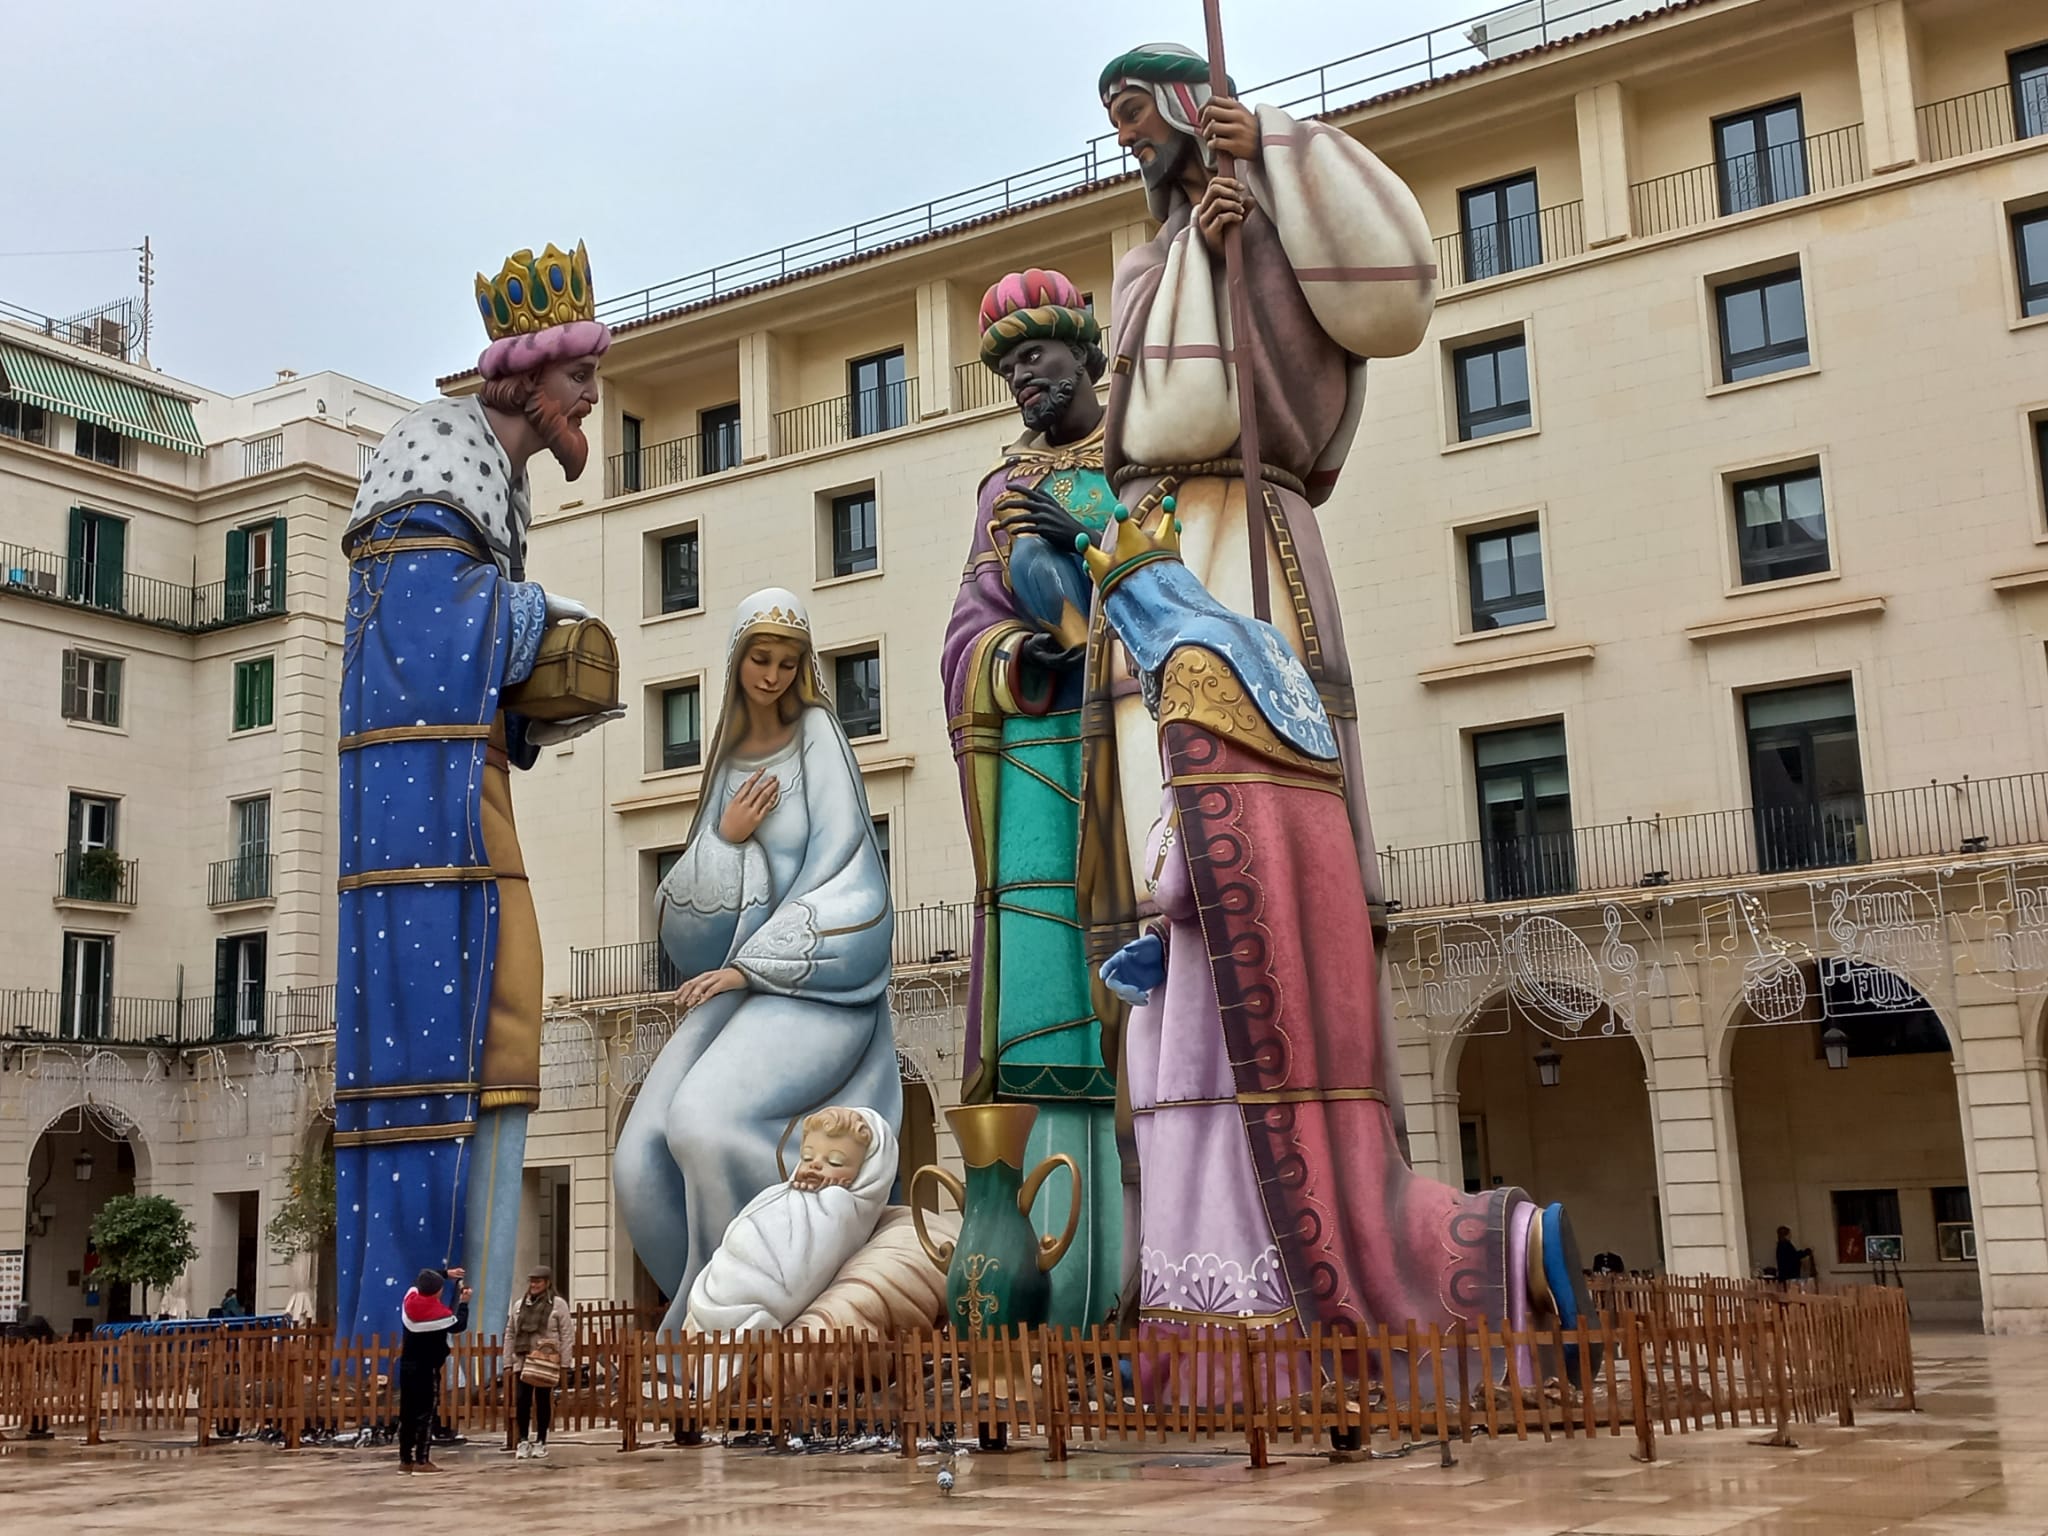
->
[233, 657, 275, 732]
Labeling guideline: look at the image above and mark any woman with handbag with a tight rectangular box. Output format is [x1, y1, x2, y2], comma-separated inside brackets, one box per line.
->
[504, 1265, 572, 1459]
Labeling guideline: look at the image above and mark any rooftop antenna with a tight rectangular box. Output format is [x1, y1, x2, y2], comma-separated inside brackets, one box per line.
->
[135, 236, 153, 366]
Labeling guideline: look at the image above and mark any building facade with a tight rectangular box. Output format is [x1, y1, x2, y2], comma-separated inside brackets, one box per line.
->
[0, 307, 410, 1329]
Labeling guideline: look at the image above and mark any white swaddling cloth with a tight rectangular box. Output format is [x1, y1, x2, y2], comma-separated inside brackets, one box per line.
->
[683, 1106, 897, 1335]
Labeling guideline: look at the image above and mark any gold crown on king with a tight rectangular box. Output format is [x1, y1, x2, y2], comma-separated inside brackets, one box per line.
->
[475, 241, 596, 341]
[1079, 499, 1184, 595]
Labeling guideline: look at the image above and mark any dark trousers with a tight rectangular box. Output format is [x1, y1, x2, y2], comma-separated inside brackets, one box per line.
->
[515, 1379, 553, 1443]
[398, 1362, 439, 1464]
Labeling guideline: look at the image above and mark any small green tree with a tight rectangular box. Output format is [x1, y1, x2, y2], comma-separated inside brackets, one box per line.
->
[89, 1194, 198, 1317]
[266, 1148, 337, 1260]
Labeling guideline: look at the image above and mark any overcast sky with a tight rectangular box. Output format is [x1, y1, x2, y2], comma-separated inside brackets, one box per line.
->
[5, 0, 1552, 399]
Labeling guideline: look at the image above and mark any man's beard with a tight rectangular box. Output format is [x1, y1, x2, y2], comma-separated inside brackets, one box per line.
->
[1138, 129, 1193, 196]
[1019, 376, 1078, 433]
[528, 389, 590, 480]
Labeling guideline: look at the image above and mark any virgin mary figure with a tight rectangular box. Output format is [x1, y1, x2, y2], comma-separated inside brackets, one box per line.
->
[614, 589, 901, 1330]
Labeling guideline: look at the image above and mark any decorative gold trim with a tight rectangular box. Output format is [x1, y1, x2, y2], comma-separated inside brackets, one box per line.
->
[334, 1082, 481, 1102]
[479, 1087, 540, 1111]
[1167, 769, 1342, 796]
[336, 865, 494, 892]
[1112, 460, 1307, 497]
[1140, 1304, 1301, 1325]
[334, 1120, 476, 1148]
[347, 534, 488, 563]
[944, 1102, 1038, 1169]
[338, 724, 493, 753]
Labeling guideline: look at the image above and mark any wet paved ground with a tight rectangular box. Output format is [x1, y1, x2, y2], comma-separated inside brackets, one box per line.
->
[7, 1332, 2048, 1533]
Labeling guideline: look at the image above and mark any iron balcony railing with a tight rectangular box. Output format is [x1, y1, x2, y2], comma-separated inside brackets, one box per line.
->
[1432, 200, 1586, 290]
[604, 431, 747, 499]
[54, 850, 138, 907]
[241, 433, 285, 477]
[1628, 124, 1867, 238]
[953, 360, 1013, 414]
[1, 542, 284, 634]
[1917, 82, 2043, 163]
[591, 0, 1661, 330]
[1379, 771, 2048, 914]
[772, 379, 918, 458]
[0, 983, 336, 1046]
[208, 853, 274, 907]
[568, 900, 973, 1002]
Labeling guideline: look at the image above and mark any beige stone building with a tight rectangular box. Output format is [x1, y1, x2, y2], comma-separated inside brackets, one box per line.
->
[500, 0, 2048, 1331]
[0, 303, 410, 1328]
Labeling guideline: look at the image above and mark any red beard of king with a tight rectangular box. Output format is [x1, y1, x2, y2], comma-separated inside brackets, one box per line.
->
[527, 385, 589, 481]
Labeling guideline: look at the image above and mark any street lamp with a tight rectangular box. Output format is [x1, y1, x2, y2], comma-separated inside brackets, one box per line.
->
[73, 1148, 94, 1182]
[1822, 1025, 1850, 1071]
[1534, 1041, 1563, 1089]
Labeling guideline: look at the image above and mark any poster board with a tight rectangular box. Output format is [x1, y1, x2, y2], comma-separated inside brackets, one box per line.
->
[0, 1249, 22, 1323]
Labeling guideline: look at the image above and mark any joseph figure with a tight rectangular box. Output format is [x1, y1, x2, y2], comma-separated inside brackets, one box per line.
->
[1081, 44, 1437, 1150]
[941, 269, 1123, 1328]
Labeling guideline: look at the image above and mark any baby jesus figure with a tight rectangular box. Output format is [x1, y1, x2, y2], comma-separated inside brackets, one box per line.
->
[683, 1106, 897, 1336]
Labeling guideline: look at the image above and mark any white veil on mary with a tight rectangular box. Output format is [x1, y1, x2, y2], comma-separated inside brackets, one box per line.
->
[685, 587, 833, 846]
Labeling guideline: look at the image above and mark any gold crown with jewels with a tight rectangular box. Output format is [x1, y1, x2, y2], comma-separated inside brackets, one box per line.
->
[475, 241, 596, 341]
[1078, 499, 1184, 597]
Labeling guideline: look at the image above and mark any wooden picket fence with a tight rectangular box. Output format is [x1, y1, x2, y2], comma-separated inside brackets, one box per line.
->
[0, 1277, 1914, 1466]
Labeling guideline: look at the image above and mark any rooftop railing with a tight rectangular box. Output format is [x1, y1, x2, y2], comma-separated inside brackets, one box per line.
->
[1629, 124, 1867, 238]
[591, 0, 1668, 329]
[1379, 770, 2048, 915]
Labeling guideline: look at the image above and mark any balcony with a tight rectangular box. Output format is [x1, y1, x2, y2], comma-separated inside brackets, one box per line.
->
[604, 432, 746, 499]
[208, 853, 274, 908]
[2, 542, 284, 634]
[772, 378, 919, 458]
[0, 982, 335, 1046]
[1917, 82, 2044, 163]
[568, 899, 971, 1003]
[54, 849, 137, 908]
[1379, 771, 2048, 914]
[953, 360, 1012, 414]
[1431, 200, 1586, 291]
[1628, 124, 1866, 238]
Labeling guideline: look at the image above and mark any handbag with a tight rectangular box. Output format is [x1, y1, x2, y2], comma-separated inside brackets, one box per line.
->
[518, 1343, 563, 1389]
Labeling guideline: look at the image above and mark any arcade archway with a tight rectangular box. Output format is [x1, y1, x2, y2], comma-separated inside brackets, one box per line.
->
[1725, 960, 1979, 1325]
[20, 1114, 143, 1335]
[1449, 995, 1661, 1273]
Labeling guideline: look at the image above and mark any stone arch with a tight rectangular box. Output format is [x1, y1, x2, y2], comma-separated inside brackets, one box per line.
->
[22, 1104, 152, 1331]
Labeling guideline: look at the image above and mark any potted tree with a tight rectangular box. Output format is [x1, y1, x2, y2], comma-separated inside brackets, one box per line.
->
[75, 846, 124, 903]
[88, 1194, 199, 1319]
[266, 1147, 336, 1321]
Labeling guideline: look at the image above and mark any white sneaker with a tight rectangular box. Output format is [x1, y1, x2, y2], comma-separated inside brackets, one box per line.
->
[532, 1441, 549, 1460]
[515, 1440, 531, 1460]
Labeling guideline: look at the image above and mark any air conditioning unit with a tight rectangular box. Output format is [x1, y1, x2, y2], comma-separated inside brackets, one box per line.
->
[31, 571, 57, 595]
[93, 317, 125, 358]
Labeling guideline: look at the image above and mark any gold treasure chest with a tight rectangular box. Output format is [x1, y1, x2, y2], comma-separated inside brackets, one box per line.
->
[504, 617, 620, 721]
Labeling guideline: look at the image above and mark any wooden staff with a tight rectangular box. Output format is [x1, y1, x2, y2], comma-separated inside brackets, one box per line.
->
[1201, 0, 1272, 625]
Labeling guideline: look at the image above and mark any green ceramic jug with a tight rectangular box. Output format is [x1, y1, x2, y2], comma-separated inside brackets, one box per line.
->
[910, 1103, 1080, 1334]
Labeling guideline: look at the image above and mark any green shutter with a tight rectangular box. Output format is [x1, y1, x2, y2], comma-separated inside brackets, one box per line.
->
[225, 526, 248, 622]
[60, 649, 77, 718]
[212, 937, 232, 1038]
[61, 937, 78, 1036]
[233, 661, 249, 731]
[259, 658, 274, 727]
[268, 517, 287, 612]
[104, 657, 121, 726]
[65, 508, 86, 601]
[95, 516, 125, 613]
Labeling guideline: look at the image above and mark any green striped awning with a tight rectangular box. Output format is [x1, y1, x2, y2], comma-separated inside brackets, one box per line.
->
[0, 341, 204, 455]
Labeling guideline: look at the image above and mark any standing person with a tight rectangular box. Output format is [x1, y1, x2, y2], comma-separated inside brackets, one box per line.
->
[399, 1266, 470, 1474]
[613, 590, 899, 1329]
[941, 269, 1124, 1327]
[334, 241, 623, 1344]
[1775, 1225, 1812, 1284]
[1082, 45, 1435, 1151]
[504, 1265, 571, 1460]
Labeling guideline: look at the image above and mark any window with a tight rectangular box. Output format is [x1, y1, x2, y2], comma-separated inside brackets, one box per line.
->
[1934, 1185, 1976, 1264]
[61, 649, 123, 727]
[833, 648, 883, 739]
[74, 419, 123, 467]
[660, 530, 700, 614]
[226, 517, 286, 618]
[2015, 208, 2048, 319]
[1732, 467, 1829, 584]
[1459, 1118, 1489, 1195]
[701, 403, 742, 474]
[65, 507, 125, 610]
[660, 683, 702, 771]
[0, 398, 46, 444]
[1714, 98, 1807, 215]
[2037, 417, 2048, 527]
[1459, 172, 1541, 281]
[872, 816, 891, 886]
[226, 796, 271, 903]
[64, 793, 120, 902]
[2012, 42, 2048, 142]
[1453, 334, 1532, 441]
[619, 413, 643, 494]
[215, 932, 267, 1038]
[1473, 721, 1574, 901]
[233, 657, 275, 732]
[1829, 1188, 1901, 1266]
[1716, 268, 1809, 382]
[655, 849, 682, 886]
[61, 933, 115, 1039]
[849, 349, 908, 437]
[1465, 523, 1546, 630]
[830, 490, 879, 578]
[1744, 679, 1866, 874]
